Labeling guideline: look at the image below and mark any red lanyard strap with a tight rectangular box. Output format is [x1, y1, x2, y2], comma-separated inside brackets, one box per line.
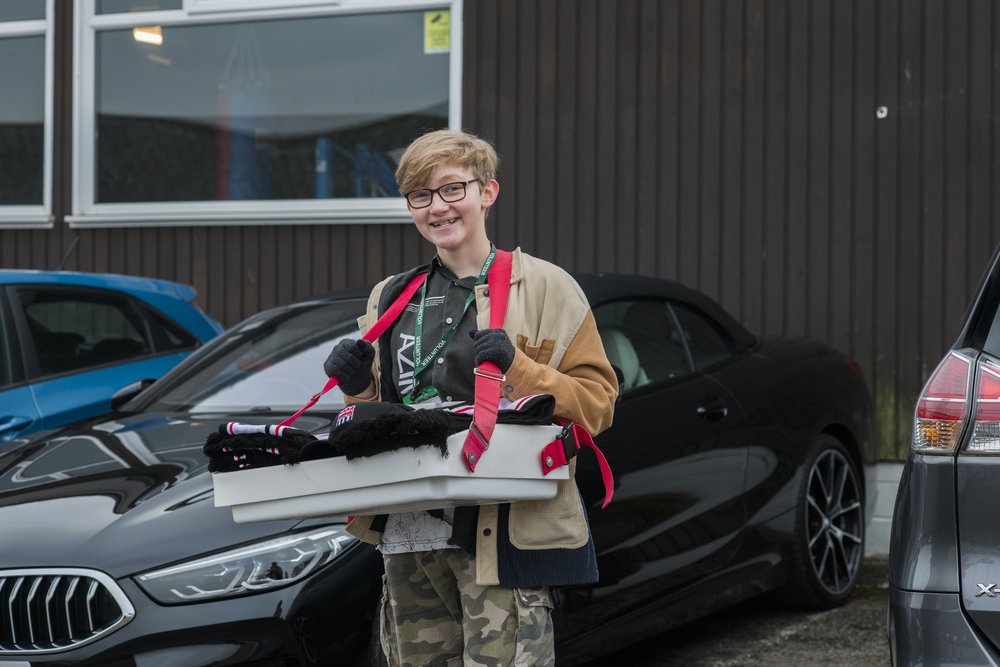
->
[278, 273, 427, 428]
[460, 249, 513, 471]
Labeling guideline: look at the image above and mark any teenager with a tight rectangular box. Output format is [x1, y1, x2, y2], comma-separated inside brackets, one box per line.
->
[324, 128, 618, 666]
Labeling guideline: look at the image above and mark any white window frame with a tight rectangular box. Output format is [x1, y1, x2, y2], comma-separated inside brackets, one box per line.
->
[69, 0, 463, 229]
[0, 0, 55, 229]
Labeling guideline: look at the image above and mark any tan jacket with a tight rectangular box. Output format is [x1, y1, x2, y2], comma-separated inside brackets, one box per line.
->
[346, 248, 618, 585]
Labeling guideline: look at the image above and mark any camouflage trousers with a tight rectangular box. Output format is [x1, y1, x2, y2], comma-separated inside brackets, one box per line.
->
[380, 549, 555, 667]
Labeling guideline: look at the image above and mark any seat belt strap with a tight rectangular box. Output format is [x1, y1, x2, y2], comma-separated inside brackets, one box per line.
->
[461, 249, 513, 471]
[539, 423, 615, 508]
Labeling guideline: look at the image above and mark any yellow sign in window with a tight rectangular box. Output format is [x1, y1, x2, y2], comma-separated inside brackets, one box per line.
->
[425, 10, 450, 54]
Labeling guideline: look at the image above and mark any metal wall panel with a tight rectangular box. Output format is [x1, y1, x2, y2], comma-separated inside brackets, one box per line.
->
[464, 0, 1000, 460]
[2, 0, 999, 459]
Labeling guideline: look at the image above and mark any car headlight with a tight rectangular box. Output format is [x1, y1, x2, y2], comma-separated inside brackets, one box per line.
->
[135, 526, 356, 604]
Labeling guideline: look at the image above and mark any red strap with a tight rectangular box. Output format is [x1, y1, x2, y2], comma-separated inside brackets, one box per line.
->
[538, 424, 614, 509]
[279, 273, 427, 428]
[460, 250, 513, 471]
[486, 250, 513, 329]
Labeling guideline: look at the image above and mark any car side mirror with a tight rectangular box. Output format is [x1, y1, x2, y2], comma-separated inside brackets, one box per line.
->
[110, 378, 156, 411]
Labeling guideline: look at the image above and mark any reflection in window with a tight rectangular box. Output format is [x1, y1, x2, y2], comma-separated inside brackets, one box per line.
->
[141, 301, 363, 413]
[0, 1, 45, 22]
[0, 36, 44, 205]
[671, 304, 733, 369]
[20, 290, 151, 375]
[146, 308, 199, 351]
[94, 10, 449, 204]
[594, 299, 694, 390]
[96, 0, 181, 13]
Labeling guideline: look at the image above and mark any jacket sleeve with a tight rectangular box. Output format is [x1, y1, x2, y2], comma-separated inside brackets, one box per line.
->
[502, 310, 618, 435]
[343, 374, 380, 405]
[343, 279, 389, 405]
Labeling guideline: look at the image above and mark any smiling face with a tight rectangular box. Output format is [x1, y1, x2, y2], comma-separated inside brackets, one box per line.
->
[407, 161, 498, 257]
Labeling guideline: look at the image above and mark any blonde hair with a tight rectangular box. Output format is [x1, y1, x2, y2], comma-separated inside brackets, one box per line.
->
[395, 129, 499, 195]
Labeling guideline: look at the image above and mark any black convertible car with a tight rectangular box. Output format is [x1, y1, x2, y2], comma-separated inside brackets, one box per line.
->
[0, 273, 876, 666]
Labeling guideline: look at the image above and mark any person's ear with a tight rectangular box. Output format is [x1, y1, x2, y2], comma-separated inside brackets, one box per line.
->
[481, 179, 499, 208]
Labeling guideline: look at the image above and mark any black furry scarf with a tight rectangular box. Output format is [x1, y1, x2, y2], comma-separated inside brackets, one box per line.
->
[204, 409, 468, 472]
[318, 407, 467, 461]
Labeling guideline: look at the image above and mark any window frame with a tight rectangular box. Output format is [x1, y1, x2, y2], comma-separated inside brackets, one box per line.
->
[0, 0, 54, 229]
[666, 300, 738, 372]
[141, 304, 201, 353]
[9, 284, 168, 381]
[0, 289, 16, 388]
[593, 296, 700, 392]
[69, 0, 463, 229]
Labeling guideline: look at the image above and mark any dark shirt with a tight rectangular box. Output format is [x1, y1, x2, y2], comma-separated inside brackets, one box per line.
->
[388, 257, 479, 404]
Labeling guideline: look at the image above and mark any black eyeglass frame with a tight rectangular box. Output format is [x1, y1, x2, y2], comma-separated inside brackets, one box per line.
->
[403, 179, 480, 208]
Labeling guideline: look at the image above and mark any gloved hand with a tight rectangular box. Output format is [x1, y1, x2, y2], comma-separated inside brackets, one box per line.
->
[323, 339, 376, 395]
[470, 328, 515, 373]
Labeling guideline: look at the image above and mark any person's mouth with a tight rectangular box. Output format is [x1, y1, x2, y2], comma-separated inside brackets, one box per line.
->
[429, 218, 458, 229]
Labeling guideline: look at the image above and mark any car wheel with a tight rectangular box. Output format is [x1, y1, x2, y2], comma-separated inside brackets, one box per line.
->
[780, 434, 865, 609]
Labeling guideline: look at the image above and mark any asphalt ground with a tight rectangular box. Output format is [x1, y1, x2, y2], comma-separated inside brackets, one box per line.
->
[581, 558, 891, 666]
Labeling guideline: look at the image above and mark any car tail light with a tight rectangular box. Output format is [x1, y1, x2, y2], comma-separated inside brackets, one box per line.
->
[966, 358, 1000, 452]
[912, 352, 972, 453]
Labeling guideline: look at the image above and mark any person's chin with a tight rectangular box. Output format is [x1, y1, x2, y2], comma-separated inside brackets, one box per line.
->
[426, 224, 465, 248]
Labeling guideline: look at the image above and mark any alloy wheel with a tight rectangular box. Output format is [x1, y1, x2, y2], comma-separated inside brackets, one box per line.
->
[805, 448, 863, 595]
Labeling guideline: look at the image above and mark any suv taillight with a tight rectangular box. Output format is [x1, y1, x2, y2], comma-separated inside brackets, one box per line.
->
[966, 358, 1000, 452]
[912, 352, 972, 453]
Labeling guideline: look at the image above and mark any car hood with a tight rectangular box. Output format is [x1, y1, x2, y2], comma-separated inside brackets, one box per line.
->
[0, 411, 335, 578]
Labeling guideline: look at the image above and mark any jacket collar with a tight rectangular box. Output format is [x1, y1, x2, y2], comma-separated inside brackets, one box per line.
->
[430, 246, 526, 286]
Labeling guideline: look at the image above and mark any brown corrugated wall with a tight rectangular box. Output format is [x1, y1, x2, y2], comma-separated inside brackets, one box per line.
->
[2, 0, 999, 460]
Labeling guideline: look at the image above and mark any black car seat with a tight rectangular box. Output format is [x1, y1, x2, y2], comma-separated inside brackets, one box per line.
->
[87, 338, 147, 366]
[34, 331, 86, 375]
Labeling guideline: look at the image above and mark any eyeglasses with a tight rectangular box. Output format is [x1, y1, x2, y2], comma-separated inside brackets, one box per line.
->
[404, 180, 479, 209]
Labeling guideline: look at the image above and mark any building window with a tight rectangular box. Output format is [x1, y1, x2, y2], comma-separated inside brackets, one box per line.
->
[96, 0, 182, 14]
[72, 0, 460, 228]
[0, 0, 52, 228]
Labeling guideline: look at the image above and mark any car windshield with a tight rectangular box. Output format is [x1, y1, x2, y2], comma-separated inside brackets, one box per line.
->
[137, 298, 366, 413]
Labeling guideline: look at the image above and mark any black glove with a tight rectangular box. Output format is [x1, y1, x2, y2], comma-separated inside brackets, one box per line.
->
[470, 328, 515, 373]
[323, 339, 376, 395]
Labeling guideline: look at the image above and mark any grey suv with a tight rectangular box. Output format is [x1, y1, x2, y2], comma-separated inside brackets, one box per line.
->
[889, 246, 1000, 664]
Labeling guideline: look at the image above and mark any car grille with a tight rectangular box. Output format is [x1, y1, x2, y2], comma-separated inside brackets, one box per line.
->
[0, 568, 135, 655]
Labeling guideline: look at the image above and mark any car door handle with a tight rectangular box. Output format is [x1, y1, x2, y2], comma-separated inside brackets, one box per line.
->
[696, 397, 728, 422]
[0, 416, 34, 440]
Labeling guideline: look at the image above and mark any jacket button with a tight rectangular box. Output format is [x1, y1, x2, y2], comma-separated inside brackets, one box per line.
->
[545, 456, 554, 468]
[505, 384, 514, 393]
[483, 528, 492, 537]
[468, 453, 476, 464]
[484, 288, 490, 297]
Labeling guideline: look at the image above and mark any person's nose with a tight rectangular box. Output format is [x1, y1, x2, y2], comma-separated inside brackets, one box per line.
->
[429, 192, 451, 214]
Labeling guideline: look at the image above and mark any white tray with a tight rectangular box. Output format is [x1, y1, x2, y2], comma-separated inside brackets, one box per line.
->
[212, 423, 567, 523]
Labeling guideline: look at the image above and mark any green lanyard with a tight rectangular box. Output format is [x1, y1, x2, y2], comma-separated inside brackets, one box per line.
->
[409, 246, 496, 398]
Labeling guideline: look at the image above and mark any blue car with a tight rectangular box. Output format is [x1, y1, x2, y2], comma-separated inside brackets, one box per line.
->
[0, 271, 223, 442]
